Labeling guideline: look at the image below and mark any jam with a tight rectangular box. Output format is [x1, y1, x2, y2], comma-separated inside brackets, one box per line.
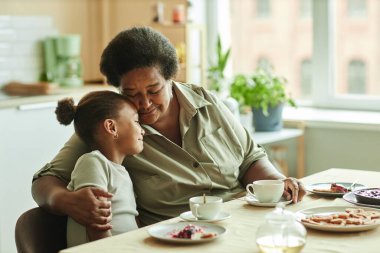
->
[171, 224, 216, 239]
[356, 188, 380, 199]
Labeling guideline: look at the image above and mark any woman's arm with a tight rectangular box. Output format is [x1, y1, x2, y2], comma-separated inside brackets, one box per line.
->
[240, 158, 285, 186]
[86, 196, 113, 240]
[32, 176, 113, 230]
[32, 134, 113, 229]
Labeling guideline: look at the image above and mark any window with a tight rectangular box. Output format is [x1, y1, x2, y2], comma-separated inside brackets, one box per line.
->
[347, 0, 367, 17]
[320, 0, 379, 110]
[226, 0, 380, 111]
[257, 58, 272, 72]
[348, 60, 366, 94]
[229, 0, 313, 103]
[300, 0, 312, 18]
[257, 0, 271, 18]
[300, 59, 312, 98]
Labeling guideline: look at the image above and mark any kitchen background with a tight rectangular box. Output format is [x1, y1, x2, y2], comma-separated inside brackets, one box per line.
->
[0, 0, 380, 252]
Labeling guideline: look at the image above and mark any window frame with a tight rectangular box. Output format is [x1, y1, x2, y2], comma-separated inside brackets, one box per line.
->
[300, 59, 312, 98]
[348, 60, 366, 94]
[312, 0, 380, 111]
[256, 0, 271, 18]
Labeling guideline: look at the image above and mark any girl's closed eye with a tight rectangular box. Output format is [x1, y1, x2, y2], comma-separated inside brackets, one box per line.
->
[125, 93, 136, 97]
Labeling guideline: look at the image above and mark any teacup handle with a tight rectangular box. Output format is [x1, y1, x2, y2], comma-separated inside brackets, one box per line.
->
[193, 203, 200, 219]
[246, 184, 255, 196]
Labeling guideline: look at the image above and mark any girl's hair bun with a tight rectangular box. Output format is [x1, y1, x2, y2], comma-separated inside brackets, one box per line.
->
[55, 97, 76, 125]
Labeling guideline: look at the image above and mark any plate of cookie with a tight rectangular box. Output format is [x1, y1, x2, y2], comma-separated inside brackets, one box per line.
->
[296, 206, 380, 232]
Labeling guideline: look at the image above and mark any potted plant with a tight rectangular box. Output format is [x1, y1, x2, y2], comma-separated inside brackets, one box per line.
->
[208, 35, 231, 93]
[230, 67, 296, 131]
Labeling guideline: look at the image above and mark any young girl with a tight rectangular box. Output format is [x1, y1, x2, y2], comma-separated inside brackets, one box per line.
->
[55, 90, 144, 247]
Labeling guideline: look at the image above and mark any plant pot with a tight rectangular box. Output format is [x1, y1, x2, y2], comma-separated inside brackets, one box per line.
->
[252, 103, 283, 132]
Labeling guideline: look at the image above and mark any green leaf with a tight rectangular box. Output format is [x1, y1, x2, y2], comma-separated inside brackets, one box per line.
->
[229, 67, 296, 111]
[207, 34, 232, 91]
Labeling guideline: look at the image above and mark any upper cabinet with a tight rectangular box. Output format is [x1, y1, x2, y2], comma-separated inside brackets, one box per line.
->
[151, 23, 206, 86]
[0, 0, 206, 86]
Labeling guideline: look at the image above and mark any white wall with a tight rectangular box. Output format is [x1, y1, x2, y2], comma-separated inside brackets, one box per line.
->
[265, 126, 380, 178]
[303, 127, 380, 174]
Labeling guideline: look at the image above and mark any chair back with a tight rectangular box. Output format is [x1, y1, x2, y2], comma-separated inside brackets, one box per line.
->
[15, 207, 67, 253]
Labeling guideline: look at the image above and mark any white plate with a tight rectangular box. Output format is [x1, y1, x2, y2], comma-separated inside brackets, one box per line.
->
[296, 206, 380, 232]
[306, 182, 366, 197]
[343, 192, 380, 209]
[148, 222, 226, 244]
[179, 211, 231, 222]
[245, 195, 292, 207]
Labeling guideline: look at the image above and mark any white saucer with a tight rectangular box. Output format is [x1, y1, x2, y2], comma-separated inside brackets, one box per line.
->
[245, 195, 292, 207]
[179, 211, 231, 222]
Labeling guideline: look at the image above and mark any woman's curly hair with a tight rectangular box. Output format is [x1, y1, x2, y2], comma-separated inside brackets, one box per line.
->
[55, 91, 130, 146]
[100, 26, 179, 87]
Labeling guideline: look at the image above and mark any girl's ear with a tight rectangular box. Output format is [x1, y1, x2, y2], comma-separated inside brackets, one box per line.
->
[103, 119, 117, 136]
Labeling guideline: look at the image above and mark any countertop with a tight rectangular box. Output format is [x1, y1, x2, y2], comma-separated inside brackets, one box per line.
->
[0, 84, 117, 109]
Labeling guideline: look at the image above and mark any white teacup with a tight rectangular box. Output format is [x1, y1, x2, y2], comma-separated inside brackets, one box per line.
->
[246, 180, 284, 203]
[189, 196, 223, 220]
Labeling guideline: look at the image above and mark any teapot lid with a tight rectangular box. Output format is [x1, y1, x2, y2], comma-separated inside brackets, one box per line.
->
[265, 202, 295, 223]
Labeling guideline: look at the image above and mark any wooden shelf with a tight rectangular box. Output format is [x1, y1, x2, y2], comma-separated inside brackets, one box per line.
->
[151, 23, 206, 86]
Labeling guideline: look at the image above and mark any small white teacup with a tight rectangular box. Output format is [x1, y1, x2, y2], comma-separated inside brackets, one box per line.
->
[246, 180, 284, 203]
[189, 196, 223, 220]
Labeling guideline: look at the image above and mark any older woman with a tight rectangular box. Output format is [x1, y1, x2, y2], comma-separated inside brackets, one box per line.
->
[32, 27, 306, 228]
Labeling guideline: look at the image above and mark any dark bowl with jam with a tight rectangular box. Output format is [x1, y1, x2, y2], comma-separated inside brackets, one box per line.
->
[353, 188, 380, 205]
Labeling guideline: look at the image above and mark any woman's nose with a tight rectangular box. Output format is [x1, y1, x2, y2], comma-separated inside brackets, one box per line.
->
[138, 94, 151, 109]
[141, 128, 145, 136]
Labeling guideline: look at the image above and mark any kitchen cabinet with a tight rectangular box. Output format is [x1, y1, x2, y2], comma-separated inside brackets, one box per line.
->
[1, 0, 195, 84]
[0, 103, 74, 252]
[151, 23, 207, 86]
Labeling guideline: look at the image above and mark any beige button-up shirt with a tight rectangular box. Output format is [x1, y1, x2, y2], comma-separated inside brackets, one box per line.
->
[33, 82, 267, 225]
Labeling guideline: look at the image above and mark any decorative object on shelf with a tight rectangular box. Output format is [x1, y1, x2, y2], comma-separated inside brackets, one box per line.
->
[172, 4, 185, 24]
[230, 67, 295, 131]
[153, 1, 165, 23]
[207, 35, 231, 94]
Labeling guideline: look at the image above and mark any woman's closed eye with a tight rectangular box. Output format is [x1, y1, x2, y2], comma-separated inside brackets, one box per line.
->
[148, 86, 163, 95]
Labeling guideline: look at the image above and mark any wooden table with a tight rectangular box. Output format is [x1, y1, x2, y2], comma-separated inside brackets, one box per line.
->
[60, 168, 380, 253]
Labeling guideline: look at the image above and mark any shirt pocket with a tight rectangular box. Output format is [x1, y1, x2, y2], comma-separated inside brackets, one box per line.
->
[200, 127, 243, 174]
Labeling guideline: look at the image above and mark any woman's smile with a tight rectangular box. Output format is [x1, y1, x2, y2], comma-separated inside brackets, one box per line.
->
[139, 106, 157, 115]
